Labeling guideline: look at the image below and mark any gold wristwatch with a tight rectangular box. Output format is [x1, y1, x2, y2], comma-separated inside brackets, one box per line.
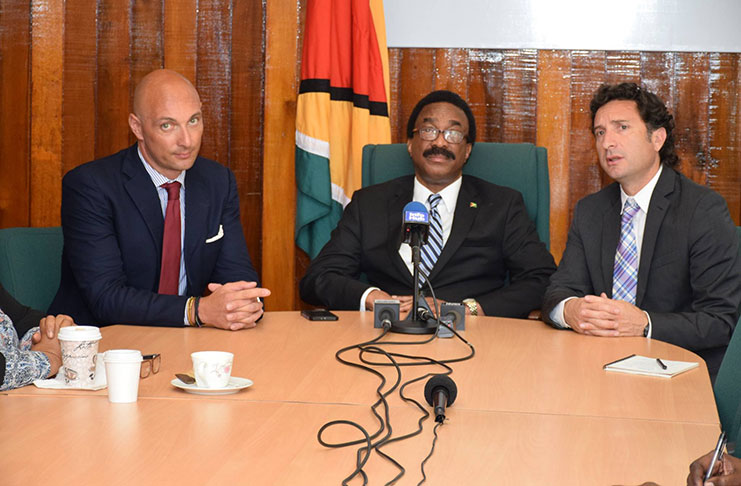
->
[462, 298, 478, 316]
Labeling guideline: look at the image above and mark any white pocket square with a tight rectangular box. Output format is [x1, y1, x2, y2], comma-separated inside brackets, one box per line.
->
[205, 225, 224, 243]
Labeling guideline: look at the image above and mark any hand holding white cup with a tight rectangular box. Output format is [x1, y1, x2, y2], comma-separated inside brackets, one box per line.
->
[191, 351, 233, 388]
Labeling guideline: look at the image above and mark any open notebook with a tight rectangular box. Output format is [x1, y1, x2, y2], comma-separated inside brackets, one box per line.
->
[603, 354, 699, 378]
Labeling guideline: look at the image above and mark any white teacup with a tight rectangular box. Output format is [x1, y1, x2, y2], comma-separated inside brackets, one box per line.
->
[191, 351, 233, 388]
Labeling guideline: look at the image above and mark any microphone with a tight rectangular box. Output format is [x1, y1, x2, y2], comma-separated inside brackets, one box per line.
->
[424, 375, 458, 423]
[402, 201, 430, 248]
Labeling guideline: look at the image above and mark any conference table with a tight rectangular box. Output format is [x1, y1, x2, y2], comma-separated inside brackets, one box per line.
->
[1, 312, 720, 485]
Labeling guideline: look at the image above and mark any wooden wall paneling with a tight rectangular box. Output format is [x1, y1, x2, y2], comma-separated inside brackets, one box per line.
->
[468, 50, 504, 144]
[605, 51, 641, 85]
[0, 0, 31, 227]
[164, 0, 197, 82]
[673, 53, 710, 186]
[62, 0, 97, 175]
[567, 50, 606, 221]
[195, 0, 232, 165]
[737, 54, 741, 224]
[536, 50, 571, 261]
[640, 52, 675, 106]
[131, 0, 164, 87]
[396, 49, 436, 142]
[434, 48, 469, 96]
[231, 0, 265, 275]
[263, 0, 300, 310]
[501, 49, 537, 144]
[96, 0, 133, 158]
[707, 53, 740, 224]
[30, 0, 64, 227]
[387, 49, 403, 141]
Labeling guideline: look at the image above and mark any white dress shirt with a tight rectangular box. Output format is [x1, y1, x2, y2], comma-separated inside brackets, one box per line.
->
[137, 148, 190, 325]
[359, 176, 463, 310]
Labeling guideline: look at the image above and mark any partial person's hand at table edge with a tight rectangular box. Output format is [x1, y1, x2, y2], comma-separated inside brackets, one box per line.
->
[30, 322, 67, 376]
[196, 281, 271, 331]
[688, 449, 741, 486]
[32, 314, 75, 344]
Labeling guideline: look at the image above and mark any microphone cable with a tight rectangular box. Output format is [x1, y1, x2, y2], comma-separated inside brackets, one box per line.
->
[317, 278, 474, 485]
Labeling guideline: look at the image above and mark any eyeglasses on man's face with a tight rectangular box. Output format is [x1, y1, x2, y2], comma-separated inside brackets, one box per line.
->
[140, 353, 161, 379]
[413, 127, 467, 144]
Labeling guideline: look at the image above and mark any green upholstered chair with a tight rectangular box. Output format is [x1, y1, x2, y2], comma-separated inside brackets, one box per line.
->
[712, 226, 741, 454]
[0, 226, 63, 313]
[362, 142, 550, 248]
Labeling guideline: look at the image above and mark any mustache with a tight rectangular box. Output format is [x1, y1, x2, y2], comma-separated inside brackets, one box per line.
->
[423, 146, 455, 160]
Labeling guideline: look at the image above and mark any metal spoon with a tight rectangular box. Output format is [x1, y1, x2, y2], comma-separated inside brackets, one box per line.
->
[175, 373, 196, 385]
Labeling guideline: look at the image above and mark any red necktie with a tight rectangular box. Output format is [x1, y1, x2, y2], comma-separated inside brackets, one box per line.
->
[158, 181, 181, 295]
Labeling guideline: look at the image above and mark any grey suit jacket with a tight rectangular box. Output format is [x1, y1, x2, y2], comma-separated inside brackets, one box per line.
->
[542, 167, 741, 375]
[300, 175, 556, 318]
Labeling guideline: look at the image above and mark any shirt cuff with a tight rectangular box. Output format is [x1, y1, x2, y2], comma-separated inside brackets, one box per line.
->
[643, 311, 653, 338]
[360, 287, 380, 311]
[549, 297, 577, 329]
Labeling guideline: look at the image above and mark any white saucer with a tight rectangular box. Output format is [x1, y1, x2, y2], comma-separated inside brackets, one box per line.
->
[170, 376, 253, 395]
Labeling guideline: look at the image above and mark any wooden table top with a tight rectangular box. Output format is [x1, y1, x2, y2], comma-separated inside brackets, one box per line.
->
[8, 311, 718, 424]
[0, 394, 716, 486]
[1, 312, 719, 485]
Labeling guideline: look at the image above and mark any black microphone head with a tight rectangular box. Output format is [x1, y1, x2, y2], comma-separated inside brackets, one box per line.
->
[424, 374, 458, 407]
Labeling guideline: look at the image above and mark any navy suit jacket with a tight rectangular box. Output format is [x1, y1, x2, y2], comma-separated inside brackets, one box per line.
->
[300, 175, 556, 317]
[49, 144, 258, 326]
[542, 167, 741, 376]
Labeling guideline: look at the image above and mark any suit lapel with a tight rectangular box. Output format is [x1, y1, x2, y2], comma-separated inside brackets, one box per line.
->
[429, 177, 477, 281]
[122, 145, 165, 257]
[386, 177, 414, 284]
[600, 185, 622, 295]
[636, 167, 674, 305]
[184, 160, 210, 288]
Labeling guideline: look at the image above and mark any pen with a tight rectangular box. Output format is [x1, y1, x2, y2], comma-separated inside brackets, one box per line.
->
[602, 354, 636, 369]
[705, 431, 727, 482]
[656, 358, 667, 370]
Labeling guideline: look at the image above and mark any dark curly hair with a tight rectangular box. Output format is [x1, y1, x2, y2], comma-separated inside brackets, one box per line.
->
[406, 90, 476, 146]
[589, 83, 679, 168]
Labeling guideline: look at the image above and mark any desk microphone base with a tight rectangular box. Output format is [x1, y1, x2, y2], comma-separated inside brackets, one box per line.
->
[389, 317, 438, 335]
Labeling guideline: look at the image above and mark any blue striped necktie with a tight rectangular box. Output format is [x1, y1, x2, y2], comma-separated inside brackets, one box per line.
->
[419, 193, 443, 286]
[612, 197, 640, 304]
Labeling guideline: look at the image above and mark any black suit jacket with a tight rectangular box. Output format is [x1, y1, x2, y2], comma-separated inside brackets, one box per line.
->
[49, 144, 258, 327]
[300, 175, 556, 317]
[543, 167, 741, 374]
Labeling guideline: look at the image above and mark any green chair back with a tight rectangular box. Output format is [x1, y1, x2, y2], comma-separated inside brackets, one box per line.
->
[713, 226, 741, 450]
[0, 227, 63, 313]
[362, 142, 550, 248]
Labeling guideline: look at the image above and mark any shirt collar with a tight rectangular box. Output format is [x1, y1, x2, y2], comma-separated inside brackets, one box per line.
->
[619, 164, 662, 214]
[137, 145, 186, 188]
[413, 176, 462, 215]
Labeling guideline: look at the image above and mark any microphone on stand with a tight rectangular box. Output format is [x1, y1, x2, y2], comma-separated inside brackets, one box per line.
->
[388, 202, 438, 334]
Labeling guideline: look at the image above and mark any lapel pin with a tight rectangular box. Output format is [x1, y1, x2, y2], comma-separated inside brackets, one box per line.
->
[469, 202, 477, 208]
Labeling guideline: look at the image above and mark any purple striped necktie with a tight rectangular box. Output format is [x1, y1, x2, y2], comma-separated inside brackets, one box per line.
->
[419, 193, 443, 286]
[612, 197, 640, 304]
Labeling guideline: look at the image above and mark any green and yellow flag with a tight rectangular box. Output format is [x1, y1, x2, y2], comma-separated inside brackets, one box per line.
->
[295, 0, 391, 259]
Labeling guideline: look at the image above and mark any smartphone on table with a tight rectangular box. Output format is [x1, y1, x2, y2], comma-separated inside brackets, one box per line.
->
[301, 309, 339, 321]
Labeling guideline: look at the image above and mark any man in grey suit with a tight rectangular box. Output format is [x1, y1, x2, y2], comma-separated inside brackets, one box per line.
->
[543, 83, 741, 378]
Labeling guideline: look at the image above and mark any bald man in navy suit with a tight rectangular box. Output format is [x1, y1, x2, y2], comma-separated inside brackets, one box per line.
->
[50, 69, 270, 329]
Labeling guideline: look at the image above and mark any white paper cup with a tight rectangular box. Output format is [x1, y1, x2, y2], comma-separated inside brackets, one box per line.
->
[58, 326, 103, 387]
[191, 351, 233, 388]
[104, 350, 143, 403]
